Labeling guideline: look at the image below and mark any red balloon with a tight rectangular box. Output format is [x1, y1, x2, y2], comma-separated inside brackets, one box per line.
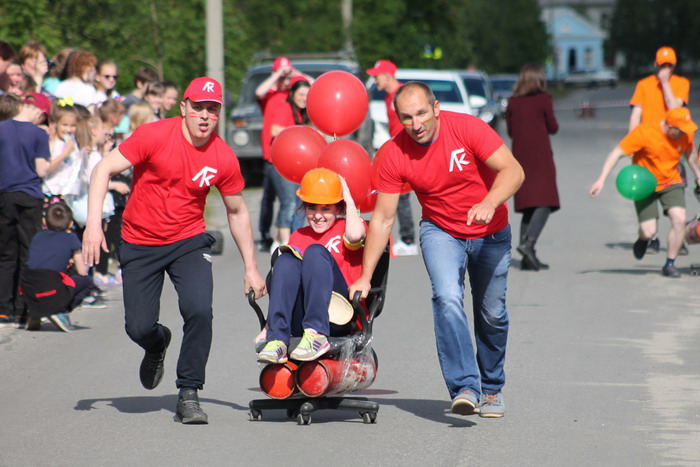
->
[270, 126, 327, 183]
[317, 139, 372, 206]
[357, 190, 377, 213]
[307, 71, 369, 137]
[371, 141, 412, 194]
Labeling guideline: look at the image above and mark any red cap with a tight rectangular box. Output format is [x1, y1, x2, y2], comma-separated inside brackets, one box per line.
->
[22, 92, 52, 116]
[273, 57, 292, 71]
[656, 47, 677, 66]
[366, 59, 397, 77]
[183, 77, 223, 105]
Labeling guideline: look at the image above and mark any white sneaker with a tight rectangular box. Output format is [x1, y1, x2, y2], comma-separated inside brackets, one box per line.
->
[392, 240, 419, 256]
[269, 242, 280, 255]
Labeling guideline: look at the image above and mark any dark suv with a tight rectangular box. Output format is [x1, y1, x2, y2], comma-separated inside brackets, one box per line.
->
[226, 52, 373, 171]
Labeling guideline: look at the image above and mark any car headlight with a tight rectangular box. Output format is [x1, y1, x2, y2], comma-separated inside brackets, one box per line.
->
[479, 111, 494, 124]
[232, 130, 249, 147]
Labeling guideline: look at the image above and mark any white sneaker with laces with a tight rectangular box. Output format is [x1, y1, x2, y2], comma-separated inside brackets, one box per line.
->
[392, 240, 418, 256]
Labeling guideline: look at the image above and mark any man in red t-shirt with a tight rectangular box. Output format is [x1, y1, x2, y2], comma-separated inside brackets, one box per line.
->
[367, 59, 417, 256]
[350, 82, 524, 418]
[255, 58, 314, 251]
[82, 77, 266, 425]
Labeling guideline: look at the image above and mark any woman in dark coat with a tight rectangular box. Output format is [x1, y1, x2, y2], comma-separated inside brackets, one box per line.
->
[506, 63, 559, 271]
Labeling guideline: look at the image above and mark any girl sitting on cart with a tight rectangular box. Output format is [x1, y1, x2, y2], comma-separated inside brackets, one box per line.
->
[256, 168, 366, 364]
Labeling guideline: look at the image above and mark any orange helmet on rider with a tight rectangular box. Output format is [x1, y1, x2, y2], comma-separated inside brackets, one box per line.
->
[296, 168, 343, 204]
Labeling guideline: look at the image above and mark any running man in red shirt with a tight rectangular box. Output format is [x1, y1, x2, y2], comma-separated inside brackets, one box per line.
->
[82, 77, 266, 424]
[350, 82, 524, 418]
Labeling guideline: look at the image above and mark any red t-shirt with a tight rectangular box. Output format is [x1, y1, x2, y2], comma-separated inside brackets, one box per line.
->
[385, 84, 403, 138]
[287, 218, 364, 286]
[270, 101, 301, 129]
[377, 111, 507, 239]
[259, 90, 288, 162]
[119, 117, 245, 245]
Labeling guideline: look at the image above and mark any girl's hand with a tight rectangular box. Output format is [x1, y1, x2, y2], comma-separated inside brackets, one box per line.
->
[339, 175, 354, 205]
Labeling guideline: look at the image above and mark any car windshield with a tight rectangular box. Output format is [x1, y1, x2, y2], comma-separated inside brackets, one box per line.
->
[461, 77, 488, 98]
[238, 66, 354, 106]
[370, 79, 464, 104]
[491, 79, 515, 94]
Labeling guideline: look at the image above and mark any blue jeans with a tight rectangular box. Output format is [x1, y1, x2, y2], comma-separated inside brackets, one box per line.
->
[263, 161, 305, 232]
[419, 220, 511, 398]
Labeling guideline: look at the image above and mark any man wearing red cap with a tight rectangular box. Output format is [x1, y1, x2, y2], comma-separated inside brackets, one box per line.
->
[83, 76, 267, 424]
[366, 59, 417, 256]
[590, 107, 700, 277]
[629, 46, 693, 255]
[255, 57, 314, 252]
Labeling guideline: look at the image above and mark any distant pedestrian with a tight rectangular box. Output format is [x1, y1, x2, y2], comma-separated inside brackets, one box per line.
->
[589, 107, 700, 278]
[506, 63, 559, 270]
[629, 46, 690, 255]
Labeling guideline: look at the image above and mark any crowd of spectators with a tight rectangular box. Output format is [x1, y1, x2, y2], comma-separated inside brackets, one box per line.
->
[0, 39, 179, 331]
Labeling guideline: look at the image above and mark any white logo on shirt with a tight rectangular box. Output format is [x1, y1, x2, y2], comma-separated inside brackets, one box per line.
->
[325, 235, 342, 254]
[203, 82, 215, 93]
[192, 166, 218, 187]
[450, 148, 470, 172]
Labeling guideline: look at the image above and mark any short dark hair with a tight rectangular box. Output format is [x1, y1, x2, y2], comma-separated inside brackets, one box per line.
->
[0, 93, 21, 121]
[0, 41, 16, 61]
[46, 203, 73, 231]
[393, 81, 437, 113]
[134, 66, 159, 87]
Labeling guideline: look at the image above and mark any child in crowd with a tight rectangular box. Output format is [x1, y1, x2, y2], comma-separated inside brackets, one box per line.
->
[125, 101, 155, 138]
[257, 168, 366, 364]
[94, 60, 120, 103]
[143, 81, 165, 120]
[23, 204, 95, 332]
[161, 81, 179, 117]
[44, 101, 81, 198]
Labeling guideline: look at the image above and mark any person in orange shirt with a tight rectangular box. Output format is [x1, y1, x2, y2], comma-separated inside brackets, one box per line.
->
[589, 107, 700, 278]
[629, 47, 689, 131]
[629, 46, 691, 255]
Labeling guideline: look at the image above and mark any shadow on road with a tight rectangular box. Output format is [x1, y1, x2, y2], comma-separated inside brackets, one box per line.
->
[371, 397, 478, 427]
[74, 395, 248, 414]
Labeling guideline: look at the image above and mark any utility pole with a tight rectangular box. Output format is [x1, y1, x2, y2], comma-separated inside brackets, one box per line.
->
[341, 0, 353, 52]
[206, 0, 225, 135]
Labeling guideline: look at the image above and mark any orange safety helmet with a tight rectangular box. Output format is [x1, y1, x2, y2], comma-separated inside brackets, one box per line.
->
[296, 168, 343, 204]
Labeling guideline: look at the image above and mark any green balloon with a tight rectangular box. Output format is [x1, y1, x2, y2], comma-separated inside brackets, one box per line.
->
[616, 165, 657, 201]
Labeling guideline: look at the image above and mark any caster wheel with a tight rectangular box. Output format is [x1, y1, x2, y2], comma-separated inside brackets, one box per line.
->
[249, 410, 262, 421]
[297, 413, 311, 425]
[361, 412, 377, 424]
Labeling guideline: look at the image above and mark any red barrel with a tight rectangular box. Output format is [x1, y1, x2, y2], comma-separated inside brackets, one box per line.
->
[259, 361, 299, 399]
[295, 355, 377, 397]
[685, 218, 700, 244]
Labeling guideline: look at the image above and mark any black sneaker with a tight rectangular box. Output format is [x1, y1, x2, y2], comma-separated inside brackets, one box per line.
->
[633, 238, 648, 260]
[139, 326, 171, 390]
[176, 389, 208, 424]
[679, 242, 689, 256]
[662, 263, 681, 278]
[647, 237, 660, 255]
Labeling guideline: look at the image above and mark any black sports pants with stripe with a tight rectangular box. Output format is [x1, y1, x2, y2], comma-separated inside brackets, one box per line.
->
[118, 232, 215, 390]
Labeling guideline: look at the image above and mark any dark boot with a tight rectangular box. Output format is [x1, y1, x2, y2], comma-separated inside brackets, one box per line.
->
[518, 238, 549, 271]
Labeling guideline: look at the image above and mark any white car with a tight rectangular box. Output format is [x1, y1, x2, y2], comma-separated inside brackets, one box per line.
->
[366, 69, 476, 150]
[563, 69, 618, 88]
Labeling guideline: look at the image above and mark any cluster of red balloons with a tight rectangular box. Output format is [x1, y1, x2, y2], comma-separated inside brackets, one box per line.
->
[270, 70, 412, 212]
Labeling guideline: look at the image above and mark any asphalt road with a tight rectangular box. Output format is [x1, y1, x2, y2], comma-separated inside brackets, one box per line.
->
[2, 82, 700, 466]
